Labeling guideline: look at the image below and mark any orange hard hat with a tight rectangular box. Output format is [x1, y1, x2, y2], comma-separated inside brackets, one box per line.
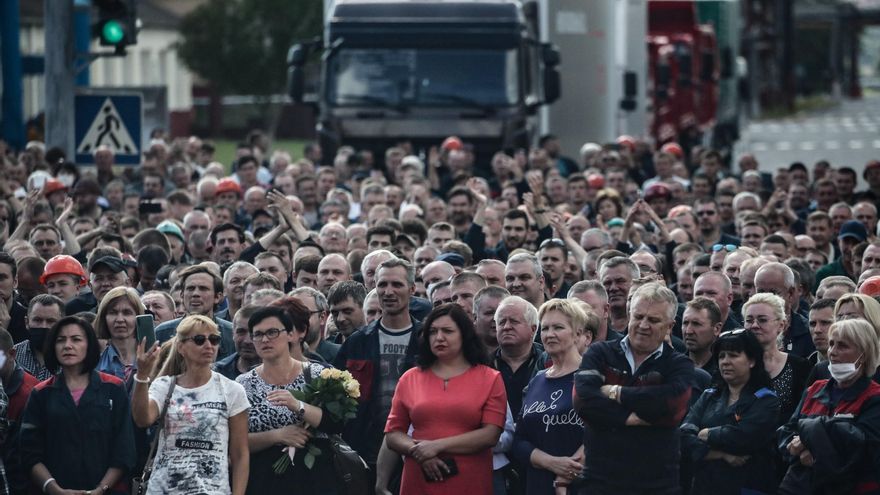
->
[660, 142, 684, 160]
[40, 255, 87, 286]
[215, 178, 242, 197]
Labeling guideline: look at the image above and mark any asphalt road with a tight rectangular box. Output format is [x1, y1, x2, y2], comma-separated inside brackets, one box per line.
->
[734, 95, 880, 188]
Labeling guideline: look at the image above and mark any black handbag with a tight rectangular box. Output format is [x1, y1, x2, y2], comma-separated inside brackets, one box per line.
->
[131, 377, 176, 495]
[302, 363, 370, 495]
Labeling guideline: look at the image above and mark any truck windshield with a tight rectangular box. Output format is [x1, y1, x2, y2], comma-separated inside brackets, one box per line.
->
[327, 48, 518, 107]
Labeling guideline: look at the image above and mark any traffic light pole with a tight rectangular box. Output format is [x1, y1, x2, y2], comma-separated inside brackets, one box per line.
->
[44, 0, 76, 161]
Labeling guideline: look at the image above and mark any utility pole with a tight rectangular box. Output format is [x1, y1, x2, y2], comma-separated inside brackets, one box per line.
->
[45, 0, 76, 159]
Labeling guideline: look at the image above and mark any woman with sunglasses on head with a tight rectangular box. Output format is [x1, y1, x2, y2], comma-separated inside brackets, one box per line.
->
[132, 315, 250, 495]
[235, 304, 343, 494]
[21, 316, 136, 495]
[680, 329, 780, 495]
[777, 319, 880, 494]
[742, 293, 811, 425]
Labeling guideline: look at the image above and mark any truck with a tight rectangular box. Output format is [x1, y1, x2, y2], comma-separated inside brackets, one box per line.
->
[648, 0, 721, 151]
[287, 0, 561, 167]
[537, 0, 648, 159]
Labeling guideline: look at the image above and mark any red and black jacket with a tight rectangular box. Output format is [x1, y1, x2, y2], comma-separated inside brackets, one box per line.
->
[777, 377, 880, 495]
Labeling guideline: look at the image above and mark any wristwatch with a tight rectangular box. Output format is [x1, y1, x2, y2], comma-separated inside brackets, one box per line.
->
[297, 399, 305, 416]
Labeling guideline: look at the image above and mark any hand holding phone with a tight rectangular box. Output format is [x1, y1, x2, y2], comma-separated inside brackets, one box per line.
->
[136, 314, 156, 349]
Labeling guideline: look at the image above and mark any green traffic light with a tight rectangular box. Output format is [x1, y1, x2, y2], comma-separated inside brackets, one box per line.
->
[102, 20, 124, 44]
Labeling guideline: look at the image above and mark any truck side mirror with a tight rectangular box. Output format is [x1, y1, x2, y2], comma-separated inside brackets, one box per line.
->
[700, 52, 715, 82]
[543, 68, 561, 104]
[542, 43, 560, 68]
[287, 44, 307, 67]
[621, 71, 637, 111]
[288, 67, 305, 103]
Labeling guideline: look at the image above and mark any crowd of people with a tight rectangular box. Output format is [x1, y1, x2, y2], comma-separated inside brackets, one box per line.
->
[0, 131, 877, 495]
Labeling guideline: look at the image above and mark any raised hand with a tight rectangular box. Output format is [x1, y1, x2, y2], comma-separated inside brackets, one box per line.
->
[55, 197, 76, 225]
[467, 177, 488, 206]
[135, 338, 160, 381]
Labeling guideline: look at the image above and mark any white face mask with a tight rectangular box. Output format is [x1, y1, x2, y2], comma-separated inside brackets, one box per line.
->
[829, 355, 862, 383]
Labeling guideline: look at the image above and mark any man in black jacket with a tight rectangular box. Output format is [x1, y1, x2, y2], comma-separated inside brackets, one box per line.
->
[574, 283, 693, 494]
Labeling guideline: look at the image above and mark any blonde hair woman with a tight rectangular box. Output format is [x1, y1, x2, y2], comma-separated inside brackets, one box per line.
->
[132, 315, 250, 495]
[513, 299, 591, 494]
[806, 293, 880, 385]
[778, 319, 880, 494]
[95, 286, 145, 385]
[742, 293, 811, 424]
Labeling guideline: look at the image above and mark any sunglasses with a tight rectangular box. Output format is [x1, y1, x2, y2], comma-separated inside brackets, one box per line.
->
[539, 238, 566, 250]
[712, 244, 737, 253]
[718, 328, 747, 338]
[184, 334, 222, 346]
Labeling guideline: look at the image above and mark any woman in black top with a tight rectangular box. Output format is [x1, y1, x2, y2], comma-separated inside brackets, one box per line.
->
[20, 316, 135, 494]
[681, 329, 781, 495]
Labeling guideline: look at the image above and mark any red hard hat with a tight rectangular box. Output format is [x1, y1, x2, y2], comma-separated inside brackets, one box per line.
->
[215, 178, 242, 197]
[43, 179, 68, 197]
[616, 135, 636, 152]
[586, 173, 605, 189]
[644, 183, 672, 201]
[859, 276, 880, 297]
[660, 142, 684, 160]
[40, 255, 86, 286]
[441, 136, 463, 151]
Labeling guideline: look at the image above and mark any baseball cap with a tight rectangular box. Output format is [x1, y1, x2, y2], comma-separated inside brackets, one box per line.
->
[436, 252, 465, 268]
[644, 183, 672, 201]
[157, 221, 185, 242]
[838, 220, 868, 242]
[90, 256, 127, 274]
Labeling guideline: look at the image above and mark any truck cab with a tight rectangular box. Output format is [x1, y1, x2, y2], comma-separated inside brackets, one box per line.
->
[288, 0, 560, 166]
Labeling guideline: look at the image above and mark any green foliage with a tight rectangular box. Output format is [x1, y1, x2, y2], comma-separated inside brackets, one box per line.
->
[177, 0, 322, 96]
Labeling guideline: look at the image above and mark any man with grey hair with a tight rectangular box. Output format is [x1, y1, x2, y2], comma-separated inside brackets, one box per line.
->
[732, 191, 762, 214]
[220, 261, 258, 321]
[475, 259, 506, 287]
[360, 249, 396, 291]
[421, 260, 455, 288]
[574, 282, 693, 494]
[291, 286, 340, 363]
[755, 262, 814, 358]
[492, 295, 547, 418]
[505, 253, 546, 309]
[599, 256, 640, 334]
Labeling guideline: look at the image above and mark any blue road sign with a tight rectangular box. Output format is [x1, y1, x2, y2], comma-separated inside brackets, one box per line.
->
[75, 93, 142, 165]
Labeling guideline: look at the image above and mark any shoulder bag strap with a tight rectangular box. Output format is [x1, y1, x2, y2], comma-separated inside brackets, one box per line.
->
[140, 377, 177, 478]
[302, 361, 312, 385]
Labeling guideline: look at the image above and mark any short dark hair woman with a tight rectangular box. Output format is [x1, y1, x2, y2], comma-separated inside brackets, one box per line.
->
[21, 316, 136, 494]
[385, 304, 505, 493]
[235, 306, 345, 494]
[680, 329, 781, 495]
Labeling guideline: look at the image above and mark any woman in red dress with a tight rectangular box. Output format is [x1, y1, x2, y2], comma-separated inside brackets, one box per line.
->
[385, 304, 507, 494]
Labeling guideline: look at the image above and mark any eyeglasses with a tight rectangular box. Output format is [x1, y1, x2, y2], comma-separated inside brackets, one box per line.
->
[540, 238, 566, 250]
[184, 334, 222, 346]
[744, 317, 779, 327]
[250, 328, 286, 341]
[712, 244, 737, 253]
[718, 329, 747, 339]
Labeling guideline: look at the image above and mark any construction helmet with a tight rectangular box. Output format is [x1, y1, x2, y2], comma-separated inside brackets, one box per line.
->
[40, 255, 87, 286]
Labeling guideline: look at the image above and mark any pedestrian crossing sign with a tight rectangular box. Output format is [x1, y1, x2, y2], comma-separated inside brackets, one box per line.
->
[74, 93, 142, 165]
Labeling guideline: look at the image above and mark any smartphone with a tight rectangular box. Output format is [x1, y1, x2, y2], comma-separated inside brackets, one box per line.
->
[139, 201, 163, 214]
[136, 314, 156, 349]
[425, 458, 459, 482]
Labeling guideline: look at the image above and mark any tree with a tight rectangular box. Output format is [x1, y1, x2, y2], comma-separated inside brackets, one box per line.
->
[177, 0, 322, 131]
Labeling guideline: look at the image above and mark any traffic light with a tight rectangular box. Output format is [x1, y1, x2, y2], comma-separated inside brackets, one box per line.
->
[93, 0, 137, 49]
